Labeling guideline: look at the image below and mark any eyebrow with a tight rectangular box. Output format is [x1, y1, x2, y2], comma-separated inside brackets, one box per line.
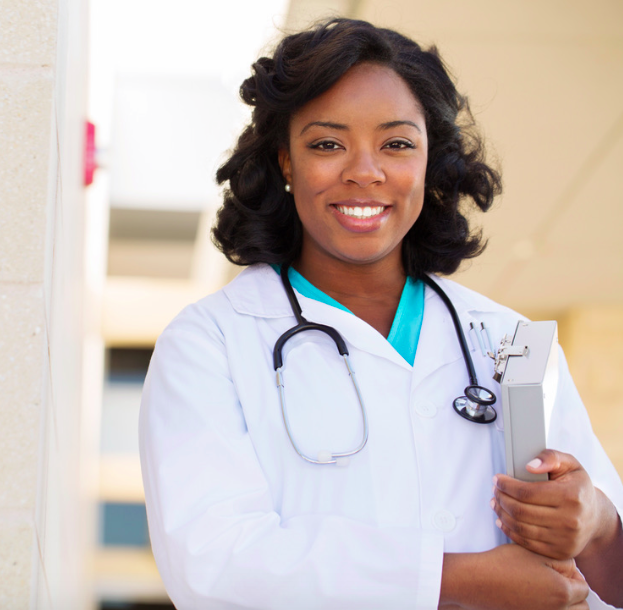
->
[378, 120, 422, 133]
[299, 119, 422, 136]
[299, 121, 347, 135]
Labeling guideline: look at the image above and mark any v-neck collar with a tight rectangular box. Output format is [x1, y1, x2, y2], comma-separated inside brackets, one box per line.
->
[223, 264, 485, 375]
[271, 264, 425, 366]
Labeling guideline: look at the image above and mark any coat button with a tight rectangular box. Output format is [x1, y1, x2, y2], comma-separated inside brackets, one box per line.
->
[414, 401, 437, 418]
[433, 510, 456, 532]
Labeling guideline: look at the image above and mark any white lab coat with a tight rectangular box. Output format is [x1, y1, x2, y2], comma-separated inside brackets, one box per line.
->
[139, 263, 623, 610]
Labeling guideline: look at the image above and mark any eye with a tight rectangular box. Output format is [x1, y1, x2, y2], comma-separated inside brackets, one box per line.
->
[308, 140, 343, 151]
[383, 139, 415, 150]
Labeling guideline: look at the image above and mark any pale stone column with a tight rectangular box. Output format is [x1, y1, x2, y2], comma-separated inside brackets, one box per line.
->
[0, 0, 90, 608]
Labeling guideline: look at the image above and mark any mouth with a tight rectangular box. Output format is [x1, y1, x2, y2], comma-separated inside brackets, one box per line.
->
[333, 203, 388, 219]
[330, 201, 390, 233]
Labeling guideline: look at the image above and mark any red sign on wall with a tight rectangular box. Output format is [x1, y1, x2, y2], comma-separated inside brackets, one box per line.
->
[84, 121, 96, 186]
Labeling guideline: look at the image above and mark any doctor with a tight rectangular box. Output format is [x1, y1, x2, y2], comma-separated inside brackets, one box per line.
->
[139, 18, 623, 610]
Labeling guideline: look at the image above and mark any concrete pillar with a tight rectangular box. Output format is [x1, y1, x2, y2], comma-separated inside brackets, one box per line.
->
[0, 0, 90, 607]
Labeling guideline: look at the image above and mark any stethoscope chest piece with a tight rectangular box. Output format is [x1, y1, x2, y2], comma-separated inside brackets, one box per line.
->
[453, 385, 497, 424]
[420, 275, 499, 425]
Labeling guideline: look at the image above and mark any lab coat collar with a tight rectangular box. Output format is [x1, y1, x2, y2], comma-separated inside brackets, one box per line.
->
[223, 264, 295, 319]
[223, 264, 483, 374]
[411, 278, 481, 388]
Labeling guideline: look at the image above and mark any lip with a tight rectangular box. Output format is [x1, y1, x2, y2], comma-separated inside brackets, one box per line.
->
[330, 200, 391, 233]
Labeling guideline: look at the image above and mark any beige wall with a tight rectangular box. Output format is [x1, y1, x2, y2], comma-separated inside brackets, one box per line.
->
[0, 0, 91, 608]
[559, 308, 623, 476]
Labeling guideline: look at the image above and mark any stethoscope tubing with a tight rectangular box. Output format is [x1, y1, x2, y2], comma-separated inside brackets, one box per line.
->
[274, 264, 369, 464]
[420, 275, 478, 386]
[273, 265, 497, 464]
[421, 275, 497, 422]
[276, 352, 369, 464]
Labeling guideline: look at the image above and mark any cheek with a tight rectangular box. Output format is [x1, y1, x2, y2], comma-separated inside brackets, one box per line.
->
[297, 167, 334, 197]
[395, 162, 426, 198]
[291, 163, 338, 228]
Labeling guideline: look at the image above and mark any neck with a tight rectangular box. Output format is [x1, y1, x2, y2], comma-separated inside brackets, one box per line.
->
[295, 257, 405, 298]
[293, 247, 406, 337]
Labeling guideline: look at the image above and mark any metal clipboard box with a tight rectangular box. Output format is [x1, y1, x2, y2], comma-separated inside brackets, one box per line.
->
[496, 320, 559, 482]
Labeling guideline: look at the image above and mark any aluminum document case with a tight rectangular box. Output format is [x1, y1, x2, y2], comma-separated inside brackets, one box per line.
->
[497, 320, 559, 482]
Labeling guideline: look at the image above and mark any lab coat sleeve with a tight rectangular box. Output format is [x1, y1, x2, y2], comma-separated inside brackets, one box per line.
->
[548, 347, 623, 519]
[139, 319, 445, 610]
[548, 347, 623, 610]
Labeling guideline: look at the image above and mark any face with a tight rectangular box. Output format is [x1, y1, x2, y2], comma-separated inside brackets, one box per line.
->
[279, 62, 428, 271]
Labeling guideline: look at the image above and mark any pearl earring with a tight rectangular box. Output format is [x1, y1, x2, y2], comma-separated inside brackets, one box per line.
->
[285, 184, 291, 193]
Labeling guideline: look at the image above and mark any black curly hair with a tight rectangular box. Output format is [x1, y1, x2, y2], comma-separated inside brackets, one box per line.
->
[213, 18, 501, 277]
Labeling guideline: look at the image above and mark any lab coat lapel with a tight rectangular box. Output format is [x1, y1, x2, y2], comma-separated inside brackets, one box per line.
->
[305, 280, 484, 380]
[410, 284, 479, 389]
[223, 265, 478, 376]
[224, 265, 412, 370]
[301, 298, 412, 370]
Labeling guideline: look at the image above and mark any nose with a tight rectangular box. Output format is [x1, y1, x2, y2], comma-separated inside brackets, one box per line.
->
[341, 148, 385, 187]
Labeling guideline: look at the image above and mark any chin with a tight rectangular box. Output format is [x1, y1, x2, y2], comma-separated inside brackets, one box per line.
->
[331, 248, 398, 267]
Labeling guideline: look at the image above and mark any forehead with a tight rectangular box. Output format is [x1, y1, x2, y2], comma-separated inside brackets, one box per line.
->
[290, 62, 425, 129]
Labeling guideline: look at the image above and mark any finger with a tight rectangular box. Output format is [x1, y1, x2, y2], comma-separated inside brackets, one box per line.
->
[494, 475, 561, 507]
[494, 509, 540, 548]
[492, 502, 566, 558]
[549, 559, 590, 605]
[565, 571, 590, 607]
[494, 488, 560, 527]
[494, 506, 570, 559]
[494, 487, 593, 560]
[525, 449, 582, 480]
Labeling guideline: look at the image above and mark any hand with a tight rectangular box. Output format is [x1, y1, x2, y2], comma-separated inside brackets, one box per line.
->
[491, 449, 601, 560]
[440, 544, 589, 610]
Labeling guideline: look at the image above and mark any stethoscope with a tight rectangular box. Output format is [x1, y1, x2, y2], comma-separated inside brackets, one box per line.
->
[273, 264, 497, 465]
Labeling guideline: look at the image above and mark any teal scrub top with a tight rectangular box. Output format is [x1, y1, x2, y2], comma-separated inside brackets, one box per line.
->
[272, 265, 425, 366]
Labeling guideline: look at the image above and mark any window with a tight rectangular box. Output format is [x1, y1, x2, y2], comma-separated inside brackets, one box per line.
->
[100, 502, 149, 547]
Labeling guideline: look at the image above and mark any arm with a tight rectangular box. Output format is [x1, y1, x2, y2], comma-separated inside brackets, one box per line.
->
[492, 450, 623, 607]
[491, 346, 623, 608]
[575, 491, 623, 607]
[440, 546, 589, 610]
[139, 324, 445, 610]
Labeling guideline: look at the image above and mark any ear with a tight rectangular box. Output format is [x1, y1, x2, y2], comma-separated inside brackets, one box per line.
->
[278, 148, 292, 186]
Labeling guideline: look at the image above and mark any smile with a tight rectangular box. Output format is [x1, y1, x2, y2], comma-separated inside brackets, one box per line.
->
[334, 205, 386, 219]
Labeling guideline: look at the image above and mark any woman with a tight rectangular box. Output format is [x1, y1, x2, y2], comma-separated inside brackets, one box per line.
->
[139, 18, 623, 609]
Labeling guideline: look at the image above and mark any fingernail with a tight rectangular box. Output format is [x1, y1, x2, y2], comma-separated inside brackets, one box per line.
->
[492, 485, 496, 495]
[492, 475, 498, 486]
[527, 458, 542, 469]
[490, 498, 495, 510]
[495, 518, 502, 529]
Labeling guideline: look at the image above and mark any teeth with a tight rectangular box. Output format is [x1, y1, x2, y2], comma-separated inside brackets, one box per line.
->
[336, 205, 385, 218]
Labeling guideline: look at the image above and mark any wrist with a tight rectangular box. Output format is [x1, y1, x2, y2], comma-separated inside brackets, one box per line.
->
[580, 489, 622, 559]
[440, 552, 483, 608]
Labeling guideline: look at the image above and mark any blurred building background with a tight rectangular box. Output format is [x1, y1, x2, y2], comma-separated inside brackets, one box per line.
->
[89, 2, 288, 607]
[1, 0, 622, 608]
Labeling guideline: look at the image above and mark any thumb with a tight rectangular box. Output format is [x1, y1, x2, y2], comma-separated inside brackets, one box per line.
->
[547, 557, 582, 580]
[547, 558, 590, 604]
[525, 449, 580, 480]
